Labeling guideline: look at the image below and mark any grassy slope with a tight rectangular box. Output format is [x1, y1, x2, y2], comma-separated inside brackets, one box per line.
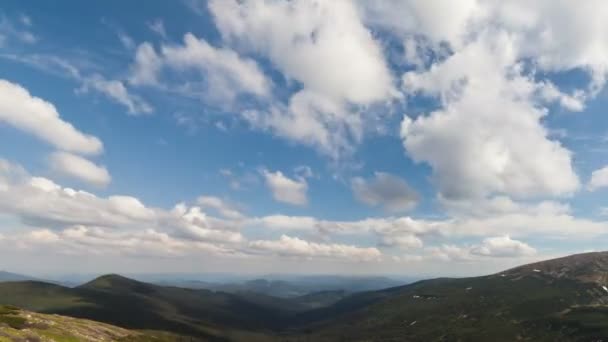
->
[292, 257, 608, 341]
[0, 275, 287, 341]
[0, 304, 189, 341]
[4, 252, 608, 341]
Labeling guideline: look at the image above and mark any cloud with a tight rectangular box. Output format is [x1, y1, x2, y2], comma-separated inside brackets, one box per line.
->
[78, 74, 153, 115]
[49, 152, 111, 187]
[197, 196, 244, 220]
[262, 170, 308, 206]
[148, 19, 167, 38]
[0, 159, 243, 249]
[209, 0, 396, 157]
[249, 235, 381, 261]
[0, 14, 36, 46]
[351, 172, 419, 212]
[129, 42, 163, 86]
[588, 166, 608, 191]
[428, 236, 536, 262]
[2, 55, 152, 116]
[248, 215, 317, 231]
[400, 34, 579, 200]
[210, 0, 393, 104]
[129, 33, 271, 105]
[357, 0, 608, 202]
[0, 79, 103, 155]
[470, 235, 536, 258]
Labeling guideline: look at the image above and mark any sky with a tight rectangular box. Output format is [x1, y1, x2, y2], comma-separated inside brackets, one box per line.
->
[2, 0, 608, 277]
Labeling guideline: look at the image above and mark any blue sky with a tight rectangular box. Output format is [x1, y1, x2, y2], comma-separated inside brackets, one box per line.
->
[1, 0, 608, 277]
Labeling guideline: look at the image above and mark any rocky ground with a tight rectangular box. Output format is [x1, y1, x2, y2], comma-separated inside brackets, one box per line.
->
[0, 305, 159, 341]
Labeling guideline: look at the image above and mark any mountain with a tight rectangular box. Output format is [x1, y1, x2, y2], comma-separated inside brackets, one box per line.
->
[0, 275, 291, 340]
[4, 252, 608, 340]
[0, 270, 39, 282]
[156, 275, 406, 298]
[295, 251, 608, 341]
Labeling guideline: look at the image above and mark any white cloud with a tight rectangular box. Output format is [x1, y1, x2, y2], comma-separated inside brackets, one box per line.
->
[351, 172, 419, 212]
[400, 34, 579, 200]
[197, 196, 244, 220]
[0, 159, 242, 249]
[163, 33, 271, 101]
[49, 152, 111, 187]
[129, 42, 163, 86]
[249, 235, 381, 261]
[78, 74, 153, 115]
[588, 166, 608, 191]
[357, 0, 608, 203]
[470, 235, 536, 258]
[209, 0, 396, 157]
[249, 215, 317, 231]
[210, 0, 393, 104]
[1, 55, 152, 116]
[0, 79, 103, 155]
[428, 236, 536, 262]
[129, 33, 271, 105]
[262, 170, 308, 206]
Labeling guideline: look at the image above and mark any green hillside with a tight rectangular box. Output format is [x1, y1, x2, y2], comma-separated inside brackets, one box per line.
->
[0, 275, 288, 341]
[0, 304, 188, 341]
[295, 252, 608, 341]
[4, 252, 608, 341]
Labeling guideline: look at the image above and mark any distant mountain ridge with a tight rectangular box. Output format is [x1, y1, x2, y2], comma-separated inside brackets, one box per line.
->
[4, 252, 608, 340]
[0, 270, 39, 282]
[155, 275, 404, 298]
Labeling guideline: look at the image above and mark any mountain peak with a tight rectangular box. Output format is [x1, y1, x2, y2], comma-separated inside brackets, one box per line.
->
[79, 274, 155, 294]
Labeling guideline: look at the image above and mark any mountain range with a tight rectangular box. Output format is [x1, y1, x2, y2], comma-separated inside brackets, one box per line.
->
[2, 252, 608, 340]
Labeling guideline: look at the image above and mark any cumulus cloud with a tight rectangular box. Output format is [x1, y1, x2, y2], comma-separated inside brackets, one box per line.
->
[210, 0, 393, 104]
[470, 235, 536, 258]
[249, 235, 381, 261]
[49, 152, 111, 187]
[588, 166, 608, 191]
[0, 79, 103, 155]
[197, 196, 244, 220]
[358, 0, 608, 202]
[129, 42, 163, 86]
[248, 215, 317, 231]
[0, 160, 394, 263]
[209, 0, 396, 157]
[0, 159, 242, 248]
[351, 172, 419, 212]
[129, 33, 271, 105]
[400, 34, 579, 200]
[262, 170, 308, 206]
[428, 236, 536, 262]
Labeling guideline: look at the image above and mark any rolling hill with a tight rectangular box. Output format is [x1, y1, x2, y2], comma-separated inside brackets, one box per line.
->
[295, 251, 608, 341]
[0, 275, 291, 340]
[3, 252, 608, 341]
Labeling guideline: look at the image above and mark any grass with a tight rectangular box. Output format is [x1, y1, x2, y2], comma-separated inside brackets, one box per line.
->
[0, 314, 27, 329]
